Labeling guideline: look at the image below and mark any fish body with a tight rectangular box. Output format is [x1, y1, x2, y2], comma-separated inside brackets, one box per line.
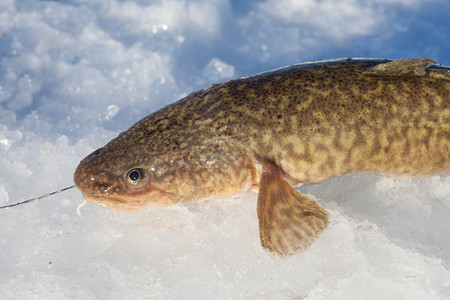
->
[74, 58, 450, 256]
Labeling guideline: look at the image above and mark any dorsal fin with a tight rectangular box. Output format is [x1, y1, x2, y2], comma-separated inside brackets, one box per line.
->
[427, 64, 450, 81]
[367, 58, 436, 76]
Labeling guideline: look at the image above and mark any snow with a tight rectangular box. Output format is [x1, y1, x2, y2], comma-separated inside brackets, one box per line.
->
[1, 0, 449, 299]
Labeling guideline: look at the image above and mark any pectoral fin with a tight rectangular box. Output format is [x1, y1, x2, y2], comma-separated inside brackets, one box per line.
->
[257, 162, 329, 257]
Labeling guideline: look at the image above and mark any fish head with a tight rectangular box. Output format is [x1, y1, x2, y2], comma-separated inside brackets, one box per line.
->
[74, 134, 256, 211]
[73, 141, 195, 211]
[73, 94, 257, 211]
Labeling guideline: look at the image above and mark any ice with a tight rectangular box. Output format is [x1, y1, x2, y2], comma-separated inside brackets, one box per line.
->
[1, 0, 450, 299]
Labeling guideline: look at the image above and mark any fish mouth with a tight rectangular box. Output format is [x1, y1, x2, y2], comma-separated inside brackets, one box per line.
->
[76, 181, 174, 212]
[79, 191, 166, 212]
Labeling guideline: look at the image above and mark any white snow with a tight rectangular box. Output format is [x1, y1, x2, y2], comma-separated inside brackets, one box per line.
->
[1, 0, 449, 299]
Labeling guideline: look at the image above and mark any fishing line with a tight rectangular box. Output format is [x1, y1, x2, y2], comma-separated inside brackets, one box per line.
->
[0, 185, 76, 209]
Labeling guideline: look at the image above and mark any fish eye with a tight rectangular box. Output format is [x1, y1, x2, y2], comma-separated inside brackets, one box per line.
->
[128, 169, 140, 182]
[125, 168, 150, 189]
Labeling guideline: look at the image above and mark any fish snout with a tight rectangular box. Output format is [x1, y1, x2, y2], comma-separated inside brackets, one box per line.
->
[74, 156, 121, 197]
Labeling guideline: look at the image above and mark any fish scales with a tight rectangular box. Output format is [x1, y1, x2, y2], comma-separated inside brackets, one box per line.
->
[74, 58, 450, 256]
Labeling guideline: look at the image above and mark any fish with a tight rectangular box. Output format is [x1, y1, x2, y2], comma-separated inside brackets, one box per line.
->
[74, 58, 450, 257]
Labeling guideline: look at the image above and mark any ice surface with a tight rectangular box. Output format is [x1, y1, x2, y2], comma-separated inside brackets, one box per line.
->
[1, 0, 449, 299]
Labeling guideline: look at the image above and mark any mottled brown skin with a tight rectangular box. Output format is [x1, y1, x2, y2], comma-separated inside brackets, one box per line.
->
[74, 58, 450, 256]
